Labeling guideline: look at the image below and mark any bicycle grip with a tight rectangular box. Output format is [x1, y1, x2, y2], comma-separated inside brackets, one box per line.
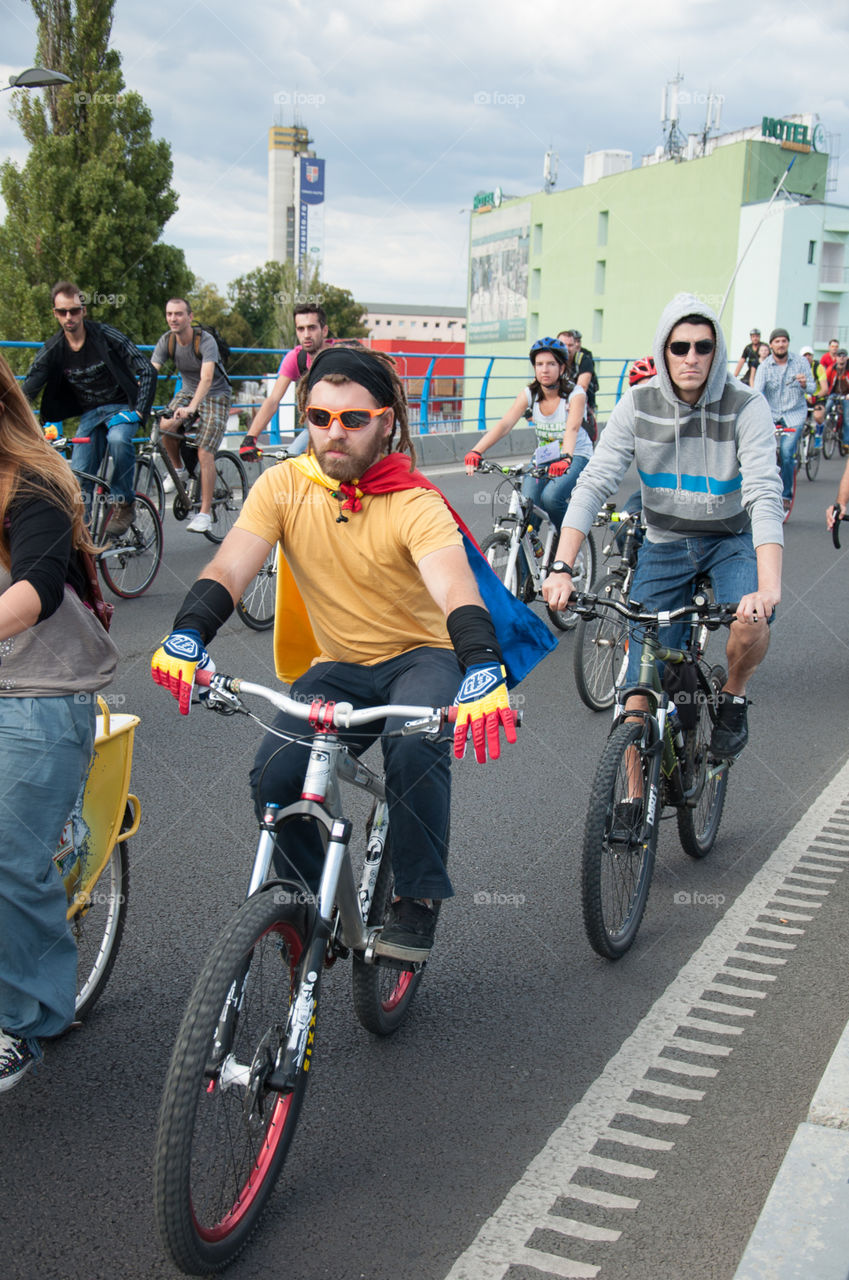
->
[196, 667, 213, 688]
[832, 509, 842, 549]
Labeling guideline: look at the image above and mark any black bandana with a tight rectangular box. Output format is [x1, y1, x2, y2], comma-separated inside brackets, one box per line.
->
[305, 347, 394, 407]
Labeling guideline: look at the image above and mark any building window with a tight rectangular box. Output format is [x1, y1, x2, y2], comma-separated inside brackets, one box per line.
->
[530, 312, 540, 343]
[593, 309, 603, 343]
[533, 222, 543, 255]
[808, 240, 816, 265]
[595, 260, 606, 295]
[423, 321, 428, 328]
[435, 322, 441, 328]
[803, 302, 811, 326]
[598, 211, 609, 247]
[531, 268, 541, 300]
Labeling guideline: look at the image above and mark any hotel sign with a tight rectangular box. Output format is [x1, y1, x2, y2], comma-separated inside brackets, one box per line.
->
[761, 116, 824, 154]
[473, 187, 503, 211]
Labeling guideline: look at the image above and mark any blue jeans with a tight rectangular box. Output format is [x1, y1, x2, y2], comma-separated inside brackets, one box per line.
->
[250, 648, 459, 901]
[0, 696, 95, 1041]
[625, 533, 759, 683]
[825, 394, 849, 446]
[71, 403, 136, 506]
[522, 454, 590, 532]
[777, 425, 800, 499]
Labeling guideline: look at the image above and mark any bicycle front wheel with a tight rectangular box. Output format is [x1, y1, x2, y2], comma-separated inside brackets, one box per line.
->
[805, 432, 821, 481]
[134, 455, 166, 521]
[582, 721, 656, 959]
[546, 530, 596, 632]
[823, 421, 837, 460]
[351, 829, 424, 1036]
[236, 546, 277, 631]
[480, 529, 521, 596]
[573, 572, 628, 711]
[677, 664, 729, 859]
[205, 451, 248, 544]
[72, 827, 129, 1021]
[100, 493, 163, 598]
[154, 891, 310, 1274]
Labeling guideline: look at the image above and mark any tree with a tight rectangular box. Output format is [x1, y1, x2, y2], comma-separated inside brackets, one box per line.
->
[0, 0, 194, 366]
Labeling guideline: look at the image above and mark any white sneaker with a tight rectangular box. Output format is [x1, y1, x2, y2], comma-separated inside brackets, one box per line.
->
[0, 1029, 36, 1092]
[163, 468, 187, 495]
[186, 512, 212, 533]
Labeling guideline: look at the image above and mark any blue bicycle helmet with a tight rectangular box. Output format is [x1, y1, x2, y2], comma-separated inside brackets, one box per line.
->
[529, 337, 569, 364]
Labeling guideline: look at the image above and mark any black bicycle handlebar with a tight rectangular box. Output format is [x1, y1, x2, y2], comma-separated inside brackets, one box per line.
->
[572, 590, 738, 628]
[831, 505, 849, 549]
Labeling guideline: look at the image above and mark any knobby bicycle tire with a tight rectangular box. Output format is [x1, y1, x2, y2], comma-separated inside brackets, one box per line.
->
[546, 531, 597, 632]
[154, 891, 310, 1274]
[822, 420, 838, 460]
[204, 451, 248, 545]
[236, 545, 277, 631]
[351, 826, 424, 1035]
[677, 664, 729, 859]
[804, 432, 821, 481]
[573, 572, 629, 711]
[582, 721, 657, 959]
[480, 529, 522, 597]
[134, 455, 166, 521]
[99, 493, 163, 598]
[72, 820, 130, 1021]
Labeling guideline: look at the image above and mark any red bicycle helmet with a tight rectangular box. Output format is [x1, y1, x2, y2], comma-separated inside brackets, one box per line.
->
[629, 356, 656, 386]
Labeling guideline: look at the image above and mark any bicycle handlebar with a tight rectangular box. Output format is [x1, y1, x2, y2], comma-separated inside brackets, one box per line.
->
[831, 505, 849, 549]
[475, 458, 552, 480]
[195, 668, 458, 730]
[572, 590, 737, 628]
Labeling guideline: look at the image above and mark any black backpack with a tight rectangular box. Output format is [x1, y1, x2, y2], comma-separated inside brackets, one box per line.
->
[166, 325, 231, 383]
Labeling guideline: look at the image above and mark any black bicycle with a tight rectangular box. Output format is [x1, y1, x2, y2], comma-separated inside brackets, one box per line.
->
[575, 587, 736, 959]
[135, 412, 248, 544]
[573, 504, 644, 711]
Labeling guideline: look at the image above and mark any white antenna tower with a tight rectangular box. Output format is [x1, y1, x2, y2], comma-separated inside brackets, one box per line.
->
[543, 148, 558, 193]
[660, 72, 686, 160]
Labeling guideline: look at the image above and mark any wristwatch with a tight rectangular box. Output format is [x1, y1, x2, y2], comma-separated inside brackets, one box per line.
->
[548, 561, 574, 575]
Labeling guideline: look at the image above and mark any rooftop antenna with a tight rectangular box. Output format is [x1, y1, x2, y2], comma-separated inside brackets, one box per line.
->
[660, 71, 686, 160]
[543, 148, 558, 193]
[699, 91, 723, 155]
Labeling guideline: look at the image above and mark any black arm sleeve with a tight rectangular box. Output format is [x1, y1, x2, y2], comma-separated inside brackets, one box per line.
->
[7, 493, 74, 620]
[173, 578, 235, 645]
[446, 604, 503, 672]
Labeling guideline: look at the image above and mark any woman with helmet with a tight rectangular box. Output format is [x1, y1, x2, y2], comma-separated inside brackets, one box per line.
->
[464, 337, 593, 531]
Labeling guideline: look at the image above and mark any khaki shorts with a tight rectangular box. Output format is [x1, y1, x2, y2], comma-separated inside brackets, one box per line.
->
[166, 390, 231, 453]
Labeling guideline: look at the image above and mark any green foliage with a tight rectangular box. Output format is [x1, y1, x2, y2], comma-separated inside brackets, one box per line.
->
[0, 0, 194, 365]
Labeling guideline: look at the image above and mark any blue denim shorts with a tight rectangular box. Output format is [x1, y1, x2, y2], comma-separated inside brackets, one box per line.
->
[625, 532, 758, 683]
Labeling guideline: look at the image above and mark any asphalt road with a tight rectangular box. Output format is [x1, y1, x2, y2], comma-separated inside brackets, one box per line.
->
[2, 456, 848, 1280]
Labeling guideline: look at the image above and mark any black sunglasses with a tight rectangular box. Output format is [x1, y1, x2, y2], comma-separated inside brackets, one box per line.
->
[54, 306, 83, 317]
[668, 339, 715, 357]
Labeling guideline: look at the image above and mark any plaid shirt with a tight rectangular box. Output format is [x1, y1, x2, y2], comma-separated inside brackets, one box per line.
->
[754, 352, 814, 430]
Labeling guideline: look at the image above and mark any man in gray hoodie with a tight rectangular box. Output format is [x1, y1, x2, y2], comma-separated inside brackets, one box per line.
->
[544, 293, 783, 758]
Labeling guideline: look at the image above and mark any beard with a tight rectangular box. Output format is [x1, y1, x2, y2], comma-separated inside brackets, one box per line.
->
[314, 433, 386, 483]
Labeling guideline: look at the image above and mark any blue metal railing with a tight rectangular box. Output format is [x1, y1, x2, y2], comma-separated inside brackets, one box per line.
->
[1, 338, 642, 439]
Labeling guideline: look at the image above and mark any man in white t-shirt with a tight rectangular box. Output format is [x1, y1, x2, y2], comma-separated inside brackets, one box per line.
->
[239, 304, 331, 461]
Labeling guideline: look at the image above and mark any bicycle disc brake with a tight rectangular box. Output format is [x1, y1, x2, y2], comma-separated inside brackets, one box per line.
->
[243, 1024, 287, 1132]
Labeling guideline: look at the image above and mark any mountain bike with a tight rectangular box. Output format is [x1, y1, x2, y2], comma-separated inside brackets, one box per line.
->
[574, 587, 736, 959]
[573, 503, 644, 711]
[153, 669, 461, 1274]
[55, 697, 140, 1020]
[235, 448, 290, 631]
[54, 437, 163, 598]
[475, 459, 596, 631]
[822, 396, 847, 460]
[799, 414, 820, 481]
[138, 413, 248, 544]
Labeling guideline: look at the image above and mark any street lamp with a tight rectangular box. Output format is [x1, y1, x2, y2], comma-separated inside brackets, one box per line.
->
[3, 67, 72, 92]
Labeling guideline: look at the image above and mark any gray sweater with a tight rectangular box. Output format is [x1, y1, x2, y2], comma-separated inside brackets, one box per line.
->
[562, 293, 784, 548]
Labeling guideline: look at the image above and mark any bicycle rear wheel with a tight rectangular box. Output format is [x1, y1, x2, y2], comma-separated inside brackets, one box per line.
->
[205, 451, 247, 544]
[546, 530, 596, 632]
[134, 455, 166, 521]
[677, 664, 729, 859]
[100, 493, 163, 598]
[154, 891, 310, 1274]
[236, 546, 277, 631]
[72, 820, 130, 1021]
[581, 721, 656, 959]
[351, 827, 424, 1035]
[804, 429, 821, 481]
[823, 419, 838, 460]
[573, 572, 628, 711]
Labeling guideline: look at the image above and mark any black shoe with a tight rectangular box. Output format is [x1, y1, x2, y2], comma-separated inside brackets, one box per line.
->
[374, 898, 437, 961]
[608, 798, 644, 844]
[710, 694, 749, 760]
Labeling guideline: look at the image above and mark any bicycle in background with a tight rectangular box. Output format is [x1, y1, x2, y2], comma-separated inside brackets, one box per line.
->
[573, 503, 644, 712]
[153, 670, 462, 1273]
[136, 413, 248, 544]
[574, 586, 735, 960]
[822, 395, 847, 460]
[235, 447, 291, 631]
[475, 458, 596, 631]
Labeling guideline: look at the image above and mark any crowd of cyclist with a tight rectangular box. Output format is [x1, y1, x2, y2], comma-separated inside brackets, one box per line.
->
[1, 280, 847, 1095]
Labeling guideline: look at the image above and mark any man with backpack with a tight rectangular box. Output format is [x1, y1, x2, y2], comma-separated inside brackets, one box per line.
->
[151, 299, 232, 533]
[238, 303, 331, 461]
[558, 328, 599, 440]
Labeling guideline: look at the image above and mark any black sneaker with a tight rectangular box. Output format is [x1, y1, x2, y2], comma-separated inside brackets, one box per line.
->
[710, 694, 749, 760]
[374, 898, 437, 961]
[0, 1029, 36, 1093]
[608, 798, 644, 844]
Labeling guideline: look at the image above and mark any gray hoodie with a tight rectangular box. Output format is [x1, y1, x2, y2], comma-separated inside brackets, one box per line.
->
[562, 294, 784, 547]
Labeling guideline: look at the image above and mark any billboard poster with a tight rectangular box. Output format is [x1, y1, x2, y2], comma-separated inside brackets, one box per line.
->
[468, 204, 530, 342]
[298, 157, 325, 279]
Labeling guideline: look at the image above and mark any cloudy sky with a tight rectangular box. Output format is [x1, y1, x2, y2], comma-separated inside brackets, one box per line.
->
[2, 0, 848, 308]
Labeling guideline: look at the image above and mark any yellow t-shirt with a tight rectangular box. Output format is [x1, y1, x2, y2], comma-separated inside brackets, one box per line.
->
[235, 462, 463, 669]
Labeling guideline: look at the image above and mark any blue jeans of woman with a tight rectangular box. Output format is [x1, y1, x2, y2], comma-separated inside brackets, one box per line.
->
[777, 425, 799, 499]
[522, 454, 590, 534]
[250, 648, 459, 902]
[0, 695, 95, 1043]
[71, 402, 137, 508]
